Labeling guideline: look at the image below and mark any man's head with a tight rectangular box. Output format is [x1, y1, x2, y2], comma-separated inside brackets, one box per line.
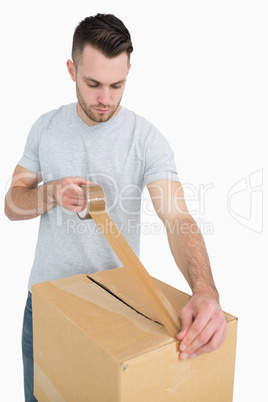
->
[67, 14, 133, 126]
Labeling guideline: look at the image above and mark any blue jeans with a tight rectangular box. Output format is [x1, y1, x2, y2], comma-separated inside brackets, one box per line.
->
[22, 292, 37, 402]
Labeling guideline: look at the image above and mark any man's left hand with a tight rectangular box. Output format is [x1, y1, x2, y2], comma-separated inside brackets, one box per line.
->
[177, 295, 229, 360]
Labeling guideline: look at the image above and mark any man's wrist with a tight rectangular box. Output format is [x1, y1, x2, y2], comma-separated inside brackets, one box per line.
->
[192, 285, 219, 302]
[41, 181, 58, 210]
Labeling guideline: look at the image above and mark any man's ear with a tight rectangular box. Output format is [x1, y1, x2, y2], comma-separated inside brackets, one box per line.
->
[67, 59, 76, 82]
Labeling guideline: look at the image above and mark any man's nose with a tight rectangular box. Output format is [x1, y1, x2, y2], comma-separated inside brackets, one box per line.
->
[97, 88, 111, 106]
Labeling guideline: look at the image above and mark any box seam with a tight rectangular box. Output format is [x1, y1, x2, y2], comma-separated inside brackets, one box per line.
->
[87, 275, 165, 327]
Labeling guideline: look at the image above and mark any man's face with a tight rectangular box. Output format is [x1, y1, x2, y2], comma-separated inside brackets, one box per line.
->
[67, 45, 130, 126]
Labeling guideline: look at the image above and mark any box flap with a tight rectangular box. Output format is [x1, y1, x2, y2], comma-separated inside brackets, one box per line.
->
[88, 267, 189, 324]
[33, 273, 175, 364]
[88, 267, 236, 324]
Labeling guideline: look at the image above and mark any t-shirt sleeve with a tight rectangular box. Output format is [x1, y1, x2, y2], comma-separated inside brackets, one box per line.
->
[143, 126, 180, 186]
[17, 115, 46, 174]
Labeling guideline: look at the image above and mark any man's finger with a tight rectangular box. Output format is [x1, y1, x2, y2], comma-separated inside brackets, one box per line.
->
[180, 316, 220, 357]
[61, 192, 87, 204]
[72, 177, 95, 186]
[179, 306, 210, 353]
[177, 304, 195, 342]
[180, 312, 229, 360]
[188, 322, 229, 358]
[63, 202, 88, 213]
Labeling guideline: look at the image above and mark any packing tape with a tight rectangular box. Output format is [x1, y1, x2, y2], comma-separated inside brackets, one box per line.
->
[78, 184, 180, 338]
[34, 363, 65, 401]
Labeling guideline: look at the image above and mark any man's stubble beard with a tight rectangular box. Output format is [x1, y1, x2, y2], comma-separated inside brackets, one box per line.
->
[76, 83, 122, 124]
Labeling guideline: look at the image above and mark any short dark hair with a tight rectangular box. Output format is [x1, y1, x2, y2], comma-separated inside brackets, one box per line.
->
[72, 13, 133, 67]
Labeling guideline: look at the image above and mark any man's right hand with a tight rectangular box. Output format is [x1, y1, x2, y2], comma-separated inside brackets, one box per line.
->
[52, 177, 94, 213]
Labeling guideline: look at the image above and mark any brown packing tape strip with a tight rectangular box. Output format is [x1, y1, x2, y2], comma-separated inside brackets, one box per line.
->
[78, 185, 180, 338]
[34, 363, 65, 401]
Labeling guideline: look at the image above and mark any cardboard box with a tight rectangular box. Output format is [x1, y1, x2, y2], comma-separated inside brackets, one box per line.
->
[32, 267, 237, 401]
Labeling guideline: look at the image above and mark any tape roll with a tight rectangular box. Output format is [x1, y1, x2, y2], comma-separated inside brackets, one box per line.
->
[78, 185, 106, 220]
[77, 184, 180, 338]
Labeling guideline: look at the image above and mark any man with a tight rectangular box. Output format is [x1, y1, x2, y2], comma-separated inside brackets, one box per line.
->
[5, 13, 228, 401]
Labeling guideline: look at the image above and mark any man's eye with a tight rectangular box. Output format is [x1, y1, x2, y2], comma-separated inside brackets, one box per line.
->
[111, 85, 122, 89]
[87, 83, 99, 88]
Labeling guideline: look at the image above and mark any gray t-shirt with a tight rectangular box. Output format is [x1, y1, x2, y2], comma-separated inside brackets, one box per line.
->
[18, 103, 179, 291]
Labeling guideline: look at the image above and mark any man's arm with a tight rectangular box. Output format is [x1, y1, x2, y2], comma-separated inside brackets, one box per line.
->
[147, 179, 229, 360]
[5, 165, 92, 221]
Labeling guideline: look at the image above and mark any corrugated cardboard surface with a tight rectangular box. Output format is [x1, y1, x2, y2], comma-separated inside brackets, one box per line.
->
[32, 267, 237, 401]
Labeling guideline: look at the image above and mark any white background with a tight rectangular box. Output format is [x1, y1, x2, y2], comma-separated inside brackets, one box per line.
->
[0, 1, 267, 401]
